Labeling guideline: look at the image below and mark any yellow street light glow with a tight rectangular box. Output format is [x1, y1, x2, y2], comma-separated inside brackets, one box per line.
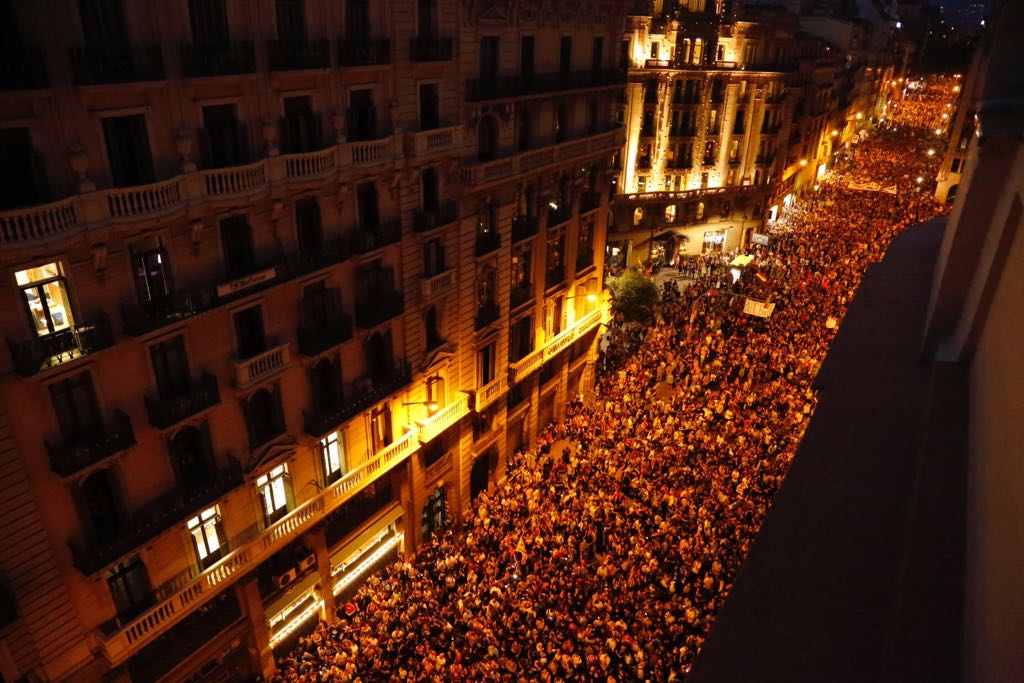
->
[927, 149, 935, 156]
[831, 130, 839, 137]
[935, 128, 943, 135]
[586, 293, 597, 303]
[800, 159, 808, 167]
[916, 176, 923, 183]
[855, 113, 863, 120]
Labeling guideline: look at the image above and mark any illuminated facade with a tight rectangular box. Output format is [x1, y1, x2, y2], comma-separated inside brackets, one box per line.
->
[0, 0, 619, 680]
[609, 0, 899, 265]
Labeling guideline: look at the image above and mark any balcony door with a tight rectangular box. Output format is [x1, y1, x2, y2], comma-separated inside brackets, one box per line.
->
[345, 0, 370, 36]
[420, 167, 439, 212]
[0, 127, 46, 210]
[150, 335, 190, 400]
[356, 182, 380, 231]
[275, 0, 306, 41]
[78, 0, 129, 46]
[282, 95, 318, 153]
[102, 115, 154, 187]
[169, 423, 213, 493]
[348, 89, 377, 142]
[309, 356, 343, 414]
[479, 36, 498, 82]
[220, 215, 254, 278]
[189, 0, 229, 43]
[201, 103, 247, 168]
[369, 403, 392, 453]
[50, 372, 101, 444]
[365, 330, 394, 385]
[418, 83, 439, 131]
[106, 556, 153, 624]
[80, 469, 123, 540]
[295, 197, 323, 258]
[131, 237, 172, 305]
[233, 306, 266, 360]
[559, 36, 572, 79]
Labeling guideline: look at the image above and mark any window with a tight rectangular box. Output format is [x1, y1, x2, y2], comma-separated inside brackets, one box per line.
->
[559, 36, 572, 76]
[591, 37, 603, 72]
[950, 158, 961, 173]
[509, 314, 534, 362]
[320, 432, 345, 484]
[282, 96, 319, 153]
[188, 0, 229, 43]
[201, 104, 246, 169]
[520, 36, 534, 78]
[49, 371, 101, 443]
[295, 197, 323, 258]
[233, 306, 265, 359]
[16, 263, 74, 337]
[423, 238, 445, 277]
[245, 386, 285, 448]
[546, 229, 565, 286]
[473, 406, 495, 440]
[370, 403, 392, 453]
[131, 238, 172, 304]
[419, 83, 440, 131]
[544, 295, 564, 337]
[275, 0, 306, 40]
[425, 306, 443, 349]
[107, 557, 153, 623]
[150, 335, 190, 400]
[479, 36, 499, 82]
[478, 341, 496, 387]
[426, 375, 445, 408]
[257, 463, 290, 525]
[356, 181, 380, 231]
[417, 0, 434, 36]
[220, 214, 254, 278]
[511, 244, 532, 293]
[102, 114, 154, 188]
[187, 506, 224, 569]
[554, 103, 567, 143]
[0, 127, 46, 210]
[421, 167, 439, 212]
[81, 468, 122, 539]
[518, 104, 532, 151]
[577, 221, 594, 269]
[169, 424, 213, 491]
[78, 0, 129, 45]
[348, 89, 377, 142]
[477, 115, 497, 162]
[308, 355, 343, 411]
[346, 0, 369, 35]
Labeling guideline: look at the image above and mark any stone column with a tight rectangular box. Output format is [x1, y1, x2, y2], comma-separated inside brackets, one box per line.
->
[236, 578, 275, 680]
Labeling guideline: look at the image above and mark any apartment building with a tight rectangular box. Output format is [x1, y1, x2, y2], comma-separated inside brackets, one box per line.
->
[609, 0, 897, 265]
[0, 0, 623, 681]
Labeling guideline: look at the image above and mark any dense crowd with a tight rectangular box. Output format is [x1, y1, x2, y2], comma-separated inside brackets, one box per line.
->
[271, 79, 952, 682]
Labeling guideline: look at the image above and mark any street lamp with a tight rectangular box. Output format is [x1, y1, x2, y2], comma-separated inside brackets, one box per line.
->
[927, 148, 935, 156]
[403, 400, 440, 414]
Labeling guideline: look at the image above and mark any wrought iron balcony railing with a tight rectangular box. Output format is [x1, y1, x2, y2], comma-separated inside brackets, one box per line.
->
[8, 313, 114, 377]
[466, 68, 625, 102]
[347, 218, 402, 254]
[475, 301, 501, 330]
[511, 215, 539, 243]
[303, 362, 411, 437]
[144, 373, 220, 430]
[70, 43, 165, 85]
[0, 44, 48, 90]
[410, 35, 453, 62]
[413, 201, 458, 232]
[337, 37, 391, 66]
[355, 289, 405, 328]
[45, 410, 136, 478]
[475, 230, 501, 256]
[180, 41, 255, 77]
[298, 312, 353, 357]
[266, 38, 329, 71]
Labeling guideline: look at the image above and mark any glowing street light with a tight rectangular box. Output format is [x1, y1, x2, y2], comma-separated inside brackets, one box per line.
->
[799, 159, 808, 167]
[916, 176, 924, 184]
[935, 128, 943, 135]
[927, 149, 935, 156]
[831, 129, 839, 137]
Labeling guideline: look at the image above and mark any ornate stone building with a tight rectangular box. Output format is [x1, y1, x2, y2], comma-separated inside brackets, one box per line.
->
[0, 0, 622, 680]
[608, 0, 898, 266]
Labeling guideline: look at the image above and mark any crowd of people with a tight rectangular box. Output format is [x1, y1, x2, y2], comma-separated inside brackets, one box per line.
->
[271, 78, 954, 682]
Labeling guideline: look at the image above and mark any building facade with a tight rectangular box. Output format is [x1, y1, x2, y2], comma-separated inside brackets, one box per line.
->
[0, 0, 623, 680]
[608, 0, 899, 266]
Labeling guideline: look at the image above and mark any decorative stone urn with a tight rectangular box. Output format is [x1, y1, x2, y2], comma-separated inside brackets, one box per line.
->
[174, 129, 197, 173]
[261, 120, 279, 157]
[68, 144, 95, 193]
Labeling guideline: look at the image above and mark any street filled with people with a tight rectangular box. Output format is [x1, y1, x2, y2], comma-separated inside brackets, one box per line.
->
[272, 79, 954, 682]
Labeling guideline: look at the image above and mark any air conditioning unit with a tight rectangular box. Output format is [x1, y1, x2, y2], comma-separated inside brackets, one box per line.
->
[297, 553, 316, 573]
[274, 568, 298, 591]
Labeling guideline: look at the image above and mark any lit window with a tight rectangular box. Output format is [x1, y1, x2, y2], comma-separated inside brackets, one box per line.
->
[257, 464, 290, 525]
[15, 263, 74, 337]
[187, 506, 224, 569]
[320, 432, 345, 485]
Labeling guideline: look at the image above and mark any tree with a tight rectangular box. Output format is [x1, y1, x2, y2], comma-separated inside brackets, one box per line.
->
[608, 268, 658, 321]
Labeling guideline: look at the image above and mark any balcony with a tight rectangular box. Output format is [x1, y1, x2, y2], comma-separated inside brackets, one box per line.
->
[337, 37, 391, 66]
[70, 43, 165, 85]
[545, 267, 565, 289]
[645, 58, 671, 69]
[475, 230, 501, 257]
[298, 313, 353, 357]
[95, 419, 421, 664]
[180, 41, 255, 77]
[511, 215, 538, 243]
[233, 342, 291, 388]
[547, 204, 572, 227]
[580, 191, 601, 214]
[266, 38, 329, 71]
[120, 289, 216, 336]
[281, 147, 337, 180]
[348, 218, 402, 254]
[510, 283, 533, 310]
[509, 307, 603, 384]
[474, 376, 507, 412]
[45, 410, 136, 478]
[576, 250, 595, 272]
[349, 136, 396, 166]
[417, 394, 469, 444]
[279, 237, 350, 279]
[475, 301, 500, 330]
[70, 458, 244, 576]
[413, 201, 458, 233]
[0, 44, 48, 90]
[8, 313, 114, 377]
[461, 128, 624, 189]
[303, 362, 411, 437]
[144, 373, 221, 430]
[467, 69, 624, 102]
[421, 269, 455, 300]
[410, 35, 453, 62]
[355, 289, 404, 328]
[408, 124, 461, 157]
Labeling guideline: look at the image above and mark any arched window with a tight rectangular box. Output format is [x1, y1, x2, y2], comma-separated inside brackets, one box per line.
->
[665, 204, 677, 222]
[692, 39, 703, 65]
[696, 201, 705, 220]
[477, 115, 497, 162]
[681, 39, 691, 64]
[633, 206, 644, 225]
